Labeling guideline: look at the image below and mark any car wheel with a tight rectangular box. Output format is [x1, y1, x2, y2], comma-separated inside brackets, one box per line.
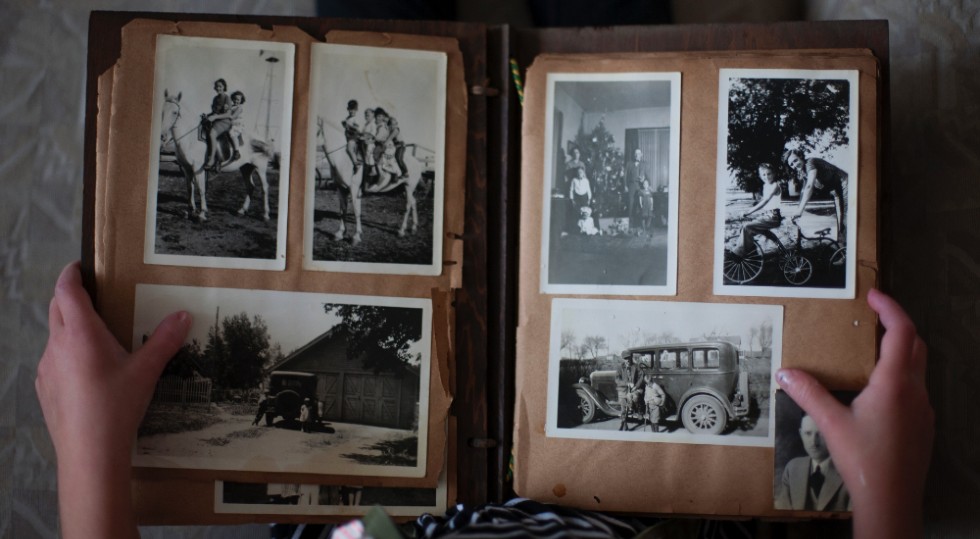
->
[681, 395, 726, 434]
[576, 389, 596, 424]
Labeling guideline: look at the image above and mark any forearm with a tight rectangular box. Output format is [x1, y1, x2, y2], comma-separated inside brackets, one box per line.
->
[57, 449, 139, 539]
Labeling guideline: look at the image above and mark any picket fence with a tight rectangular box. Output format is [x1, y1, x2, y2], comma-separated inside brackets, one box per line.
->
[152, 376, 213, 407]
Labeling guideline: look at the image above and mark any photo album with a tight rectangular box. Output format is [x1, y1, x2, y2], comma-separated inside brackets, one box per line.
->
[83, 12, 885, 523]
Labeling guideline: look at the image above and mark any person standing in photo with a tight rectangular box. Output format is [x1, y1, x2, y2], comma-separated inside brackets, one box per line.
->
[300, 398, 313, 433]
[623, 148, 647, 232]
[784, 149, 848, 244]
[638, 179, 656, 234]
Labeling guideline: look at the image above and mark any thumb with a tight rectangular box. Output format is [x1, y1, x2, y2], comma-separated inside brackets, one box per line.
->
[776, 368, 850, 442]
[132, 311, 192, 384]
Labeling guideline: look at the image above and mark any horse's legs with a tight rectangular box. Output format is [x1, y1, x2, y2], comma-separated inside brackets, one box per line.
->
[350, 174, 362, 245]
[398, 181, 418, 237]
[183, 163, 198, 219]
[237, 165, 253, 217]
[195, 168, 209, 221]
[333, 188, 348, 241]
[256, 165, 270, 221]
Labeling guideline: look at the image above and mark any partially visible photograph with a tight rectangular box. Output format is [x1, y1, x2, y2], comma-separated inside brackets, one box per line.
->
[305, 43, 447, 276]
[145, 35, 294, 270]
[774, 390, 856, 512]
[541, 73, 681, 296]
[546, 299, 782, 447]
[215, 474, 447, 516]
[714, 69, 858, 299]
[132, 284, 431, 478]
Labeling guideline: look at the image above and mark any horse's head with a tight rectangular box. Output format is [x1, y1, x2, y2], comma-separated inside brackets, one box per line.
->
[160, 90, 182, 144]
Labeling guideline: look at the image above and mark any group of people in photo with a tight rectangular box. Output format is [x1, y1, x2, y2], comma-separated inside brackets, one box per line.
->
[558, 144, 666, 237]
[731, 149, 849, 258]
[200, 77, 247, 171]
[341, 99, 410, 194]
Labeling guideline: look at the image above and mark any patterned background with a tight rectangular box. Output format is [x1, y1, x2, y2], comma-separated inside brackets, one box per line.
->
[1, 0, 978, 537]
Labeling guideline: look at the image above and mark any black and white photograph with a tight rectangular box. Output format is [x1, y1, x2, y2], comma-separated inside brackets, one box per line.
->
[547, 299, 782, 447]
[132, 284, 431, 478]
[540, 73, 680, 295]
[215, 474, 447, 516]
[145, 35, 294, 270]
[305, 43, 447, 276]
[774, 390, 856, 512]
[714, 69, 859, 298]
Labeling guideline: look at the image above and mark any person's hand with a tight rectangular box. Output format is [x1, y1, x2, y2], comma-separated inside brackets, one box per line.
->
[36, 262, 191, 539]
[777, 289, 932, 539]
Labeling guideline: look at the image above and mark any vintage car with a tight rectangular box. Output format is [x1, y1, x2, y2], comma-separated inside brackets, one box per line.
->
[572, 341, 750, 434]
[261, 371, 319, 426]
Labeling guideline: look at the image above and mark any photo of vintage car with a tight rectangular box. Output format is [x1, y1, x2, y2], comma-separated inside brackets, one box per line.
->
[261, 370, 320, 426]
[572, 341, 750, 434]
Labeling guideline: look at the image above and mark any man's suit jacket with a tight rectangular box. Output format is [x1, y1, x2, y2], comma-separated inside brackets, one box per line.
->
[624, 159, 647, 192]
[775, 456, 851, 511]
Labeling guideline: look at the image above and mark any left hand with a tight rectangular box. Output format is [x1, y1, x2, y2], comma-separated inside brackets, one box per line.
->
[36, 262, 191, 463]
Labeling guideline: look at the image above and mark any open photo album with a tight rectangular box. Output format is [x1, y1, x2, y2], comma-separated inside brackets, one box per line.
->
[83, 12, 885, 523]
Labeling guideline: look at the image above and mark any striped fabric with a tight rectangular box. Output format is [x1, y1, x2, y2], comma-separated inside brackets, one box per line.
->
[415, 498, 641, 538]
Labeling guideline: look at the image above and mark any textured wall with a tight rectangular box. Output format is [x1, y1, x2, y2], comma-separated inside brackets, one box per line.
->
[809, 0, 980, 533]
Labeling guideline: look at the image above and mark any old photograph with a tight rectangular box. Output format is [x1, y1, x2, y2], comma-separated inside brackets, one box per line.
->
[215, 473, 446, 516]
[145, 35, 294, 270]
[774, 390, 856, 512]
[305, 43, 447, 276]
[546, 298, 782, 447]
[540, 72, 680, 295]
[132, 284, 431, 478]
[714, 69, 859, 298]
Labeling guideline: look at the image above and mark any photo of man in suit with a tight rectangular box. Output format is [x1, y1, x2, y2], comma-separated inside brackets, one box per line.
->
[775, 412, 852, 511]
[623, 148, 648, 232]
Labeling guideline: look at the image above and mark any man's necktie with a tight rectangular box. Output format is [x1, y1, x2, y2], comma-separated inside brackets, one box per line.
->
[809, 466, 825, 497]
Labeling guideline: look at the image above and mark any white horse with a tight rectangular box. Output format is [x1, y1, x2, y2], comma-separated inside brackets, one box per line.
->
[159, 89, 275, 222]
[315, 116, 430, 246]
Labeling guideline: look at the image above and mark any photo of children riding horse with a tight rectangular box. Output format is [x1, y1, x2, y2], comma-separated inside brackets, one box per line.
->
[714, 69, 859, 298]
[147, 36, 295, 270]
[305, 43, 447, 275]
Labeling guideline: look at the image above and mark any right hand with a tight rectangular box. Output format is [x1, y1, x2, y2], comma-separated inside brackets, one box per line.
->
[777, 289, 932, 538]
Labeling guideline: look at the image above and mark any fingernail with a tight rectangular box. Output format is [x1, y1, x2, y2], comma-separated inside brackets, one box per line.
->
[776, 369, 792, 387]
[176, 311, 192, 328]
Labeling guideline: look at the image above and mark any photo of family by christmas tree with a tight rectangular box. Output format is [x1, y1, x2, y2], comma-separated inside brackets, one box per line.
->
[542, 74, 680, 295]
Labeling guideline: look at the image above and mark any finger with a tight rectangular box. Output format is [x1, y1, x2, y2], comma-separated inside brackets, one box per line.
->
[48, 296, 64, 332]
[131, 311, 192, 385]
[776, 368, 850, 441]
[52, 261, 97, 329]
[867, 288, 919, 380]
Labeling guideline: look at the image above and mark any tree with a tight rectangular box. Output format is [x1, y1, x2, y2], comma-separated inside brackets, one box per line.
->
[581, 335, 607, 360]
[726, 77, 851, 193]
[759, 320, 774, 351]
[561, 331, 577, 359]
[749, 326, 759, 352]
[324, 304, 422, 374]
[202, 311, 276, 389]
[161, 338, 203, 379]
[618, 327, 643, 351]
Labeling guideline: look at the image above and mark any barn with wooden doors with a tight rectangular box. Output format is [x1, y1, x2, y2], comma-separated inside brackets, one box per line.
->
[268, 325, 420, 430]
